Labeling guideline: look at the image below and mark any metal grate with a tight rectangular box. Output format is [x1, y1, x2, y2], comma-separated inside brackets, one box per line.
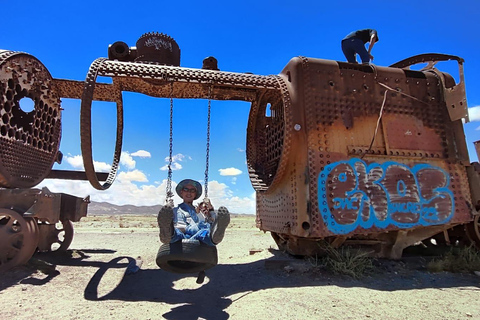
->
[0, 52, 61, 188]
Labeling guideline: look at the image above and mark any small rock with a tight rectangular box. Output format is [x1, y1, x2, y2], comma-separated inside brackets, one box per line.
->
[71, 250, 83, 259]
[126, 257, 143, 275]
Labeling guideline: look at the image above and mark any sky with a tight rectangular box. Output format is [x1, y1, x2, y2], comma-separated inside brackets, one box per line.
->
[1, 0, 479, 214]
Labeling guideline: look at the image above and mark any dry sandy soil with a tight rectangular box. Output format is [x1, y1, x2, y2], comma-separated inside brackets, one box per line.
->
[1, 214, 480, 320]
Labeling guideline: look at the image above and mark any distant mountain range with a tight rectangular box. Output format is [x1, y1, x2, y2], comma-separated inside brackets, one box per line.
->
[87, 201, 251, 216]
[87, 201, 162, 215]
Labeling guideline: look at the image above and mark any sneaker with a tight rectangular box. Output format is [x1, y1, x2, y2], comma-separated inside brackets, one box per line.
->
[158, 206, 174, 244]
[211, 206, 230, 244]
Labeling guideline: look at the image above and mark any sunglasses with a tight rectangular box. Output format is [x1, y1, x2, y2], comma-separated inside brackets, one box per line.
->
[182, 187, 197, 193]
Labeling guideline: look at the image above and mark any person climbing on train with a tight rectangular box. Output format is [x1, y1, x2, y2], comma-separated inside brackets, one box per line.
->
[341, 28, 379, 64]
[157, 179, 230, 246]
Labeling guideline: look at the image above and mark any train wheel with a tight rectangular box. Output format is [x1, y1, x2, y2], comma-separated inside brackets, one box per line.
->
[0, 209, 39, 272]
[37, 219, 74, 252]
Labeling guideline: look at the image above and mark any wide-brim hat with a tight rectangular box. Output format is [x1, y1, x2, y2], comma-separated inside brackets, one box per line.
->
[176, 179, 202, 200]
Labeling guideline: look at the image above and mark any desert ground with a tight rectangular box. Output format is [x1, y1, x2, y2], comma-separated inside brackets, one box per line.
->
[1, 214, 480, 320]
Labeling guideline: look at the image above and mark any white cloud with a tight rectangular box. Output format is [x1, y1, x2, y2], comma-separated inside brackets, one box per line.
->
[120, 152, 136, 170]
[469, 106, 480, 122]
[219, 167, 243, 176]
[163, 153, 186, 163]
[205, 180, 231, 199]
[201, 181, 255, 214]
[131, 150, 151, 158]
[37, 178, 256, 214]
[476, 126, 480, 131]
[51, 154, 255, 213]
[94, 161, 113, 172]
[65, 155, 111, 172]
[117, 169, 148, 182]
[38, 178, 172, 207]
[237, 148, 245, 152]
[160, 162, 183, 171]
[220, 195, 256, 215]
[160, 153, 186, 171]
[65, 155, 83, 169]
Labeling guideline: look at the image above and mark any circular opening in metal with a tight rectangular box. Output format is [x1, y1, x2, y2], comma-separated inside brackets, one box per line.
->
[302, 221, 310, 231]
[115, 46, 126, 54]
[19, 97, 35, 113]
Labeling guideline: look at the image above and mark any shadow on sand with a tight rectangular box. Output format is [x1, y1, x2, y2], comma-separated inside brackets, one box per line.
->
[2, 246, 480, 320]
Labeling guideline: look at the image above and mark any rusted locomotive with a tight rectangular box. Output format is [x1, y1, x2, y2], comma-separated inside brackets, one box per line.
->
[0, 33, 478, 273]
[248, 55, 480, 258]
[0, 50, 92, 272]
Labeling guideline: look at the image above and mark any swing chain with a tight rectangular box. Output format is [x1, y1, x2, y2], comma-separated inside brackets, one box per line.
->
[166, 84, 174, 207]
[165, 83, 210, 205]
[204, 85, 212, 198]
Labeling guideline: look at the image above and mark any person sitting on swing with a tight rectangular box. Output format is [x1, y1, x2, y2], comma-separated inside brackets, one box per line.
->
[158, 179, 230, 246]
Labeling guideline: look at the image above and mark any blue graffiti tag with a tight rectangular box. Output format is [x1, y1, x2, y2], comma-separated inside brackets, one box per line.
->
[317, 158, 454, 235]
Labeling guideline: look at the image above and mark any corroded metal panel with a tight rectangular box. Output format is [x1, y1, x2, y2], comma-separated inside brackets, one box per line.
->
[250, 59, 310, 238]
[252, 56, 476, 245]
[0, 51, 61, 188]
[390, 53, 468, 122]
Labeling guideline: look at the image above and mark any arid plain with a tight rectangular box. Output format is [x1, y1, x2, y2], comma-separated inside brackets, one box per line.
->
[1, 214, 480, 320]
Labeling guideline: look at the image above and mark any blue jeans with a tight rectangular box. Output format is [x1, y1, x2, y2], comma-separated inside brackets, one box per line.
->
[171, 222, 215, 246]
[341, 38, 369, 63]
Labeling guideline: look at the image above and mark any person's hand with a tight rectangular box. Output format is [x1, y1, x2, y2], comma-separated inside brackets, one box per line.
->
[369, 54, 374, 61]
[203, 198, 214, 211]
[201, 205, 210, 215]
[197, 200, 214, 217]
[196, 203, 207, 214]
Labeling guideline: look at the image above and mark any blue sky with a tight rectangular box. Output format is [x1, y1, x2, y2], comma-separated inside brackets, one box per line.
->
[1, 0, 479, 214]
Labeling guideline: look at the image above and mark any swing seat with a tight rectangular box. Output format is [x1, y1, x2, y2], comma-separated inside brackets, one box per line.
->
[156, 239, 218, 274]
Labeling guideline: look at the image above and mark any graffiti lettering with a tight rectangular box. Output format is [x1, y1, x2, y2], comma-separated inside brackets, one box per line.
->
[317, 158, 454, 234]
[333, 197, 359, 210]
[144, 38, 173, 52]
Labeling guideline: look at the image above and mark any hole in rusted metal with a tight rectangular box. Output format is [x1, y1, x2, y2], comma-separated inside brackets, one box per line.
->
[265, 103, 272, 117]
[302, 222, 310, 231]
[4, 101, 11, 112]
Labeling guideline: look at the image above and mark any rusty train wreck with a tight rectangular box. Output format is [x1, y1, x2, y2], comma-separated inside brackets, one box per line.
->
[251, 55, 479, 258]
[0, 32, 479, 272]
